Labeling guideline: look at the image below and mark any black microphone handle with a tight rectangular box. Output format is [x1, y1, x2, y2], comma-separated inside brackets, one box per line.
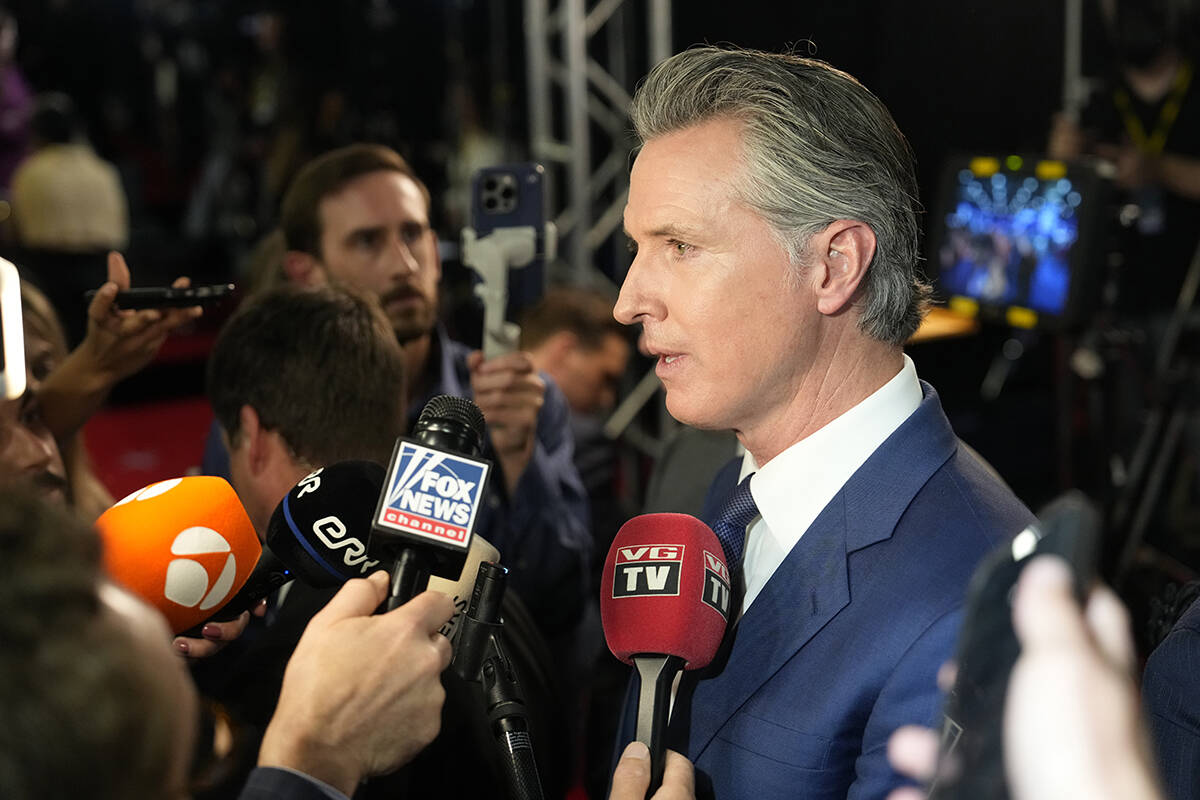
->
[454, 562, 545, 800]
[207, 545, 290, 623]
[494, 714, 543, 800]
[632, 654, 686, 797]
[386, 547, 431, 611]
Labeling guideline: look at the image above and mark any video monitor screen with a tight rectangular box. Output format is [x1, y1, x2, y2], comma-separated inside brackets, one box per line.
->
[931, 155, 1107, 328]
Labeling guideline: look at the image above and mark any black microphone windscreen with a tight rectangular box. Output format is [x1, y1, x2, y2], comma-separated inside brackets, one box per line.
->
[413, 394, 486, 457]
[266, 461, 386, 586]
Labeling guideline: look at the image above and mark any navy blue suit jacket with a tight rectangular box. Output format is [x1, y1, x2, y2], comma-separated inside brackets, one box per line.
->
[620, 383, 1033, 800]
[237, 767, 345, 799]
[1143, 595, 1200, 800]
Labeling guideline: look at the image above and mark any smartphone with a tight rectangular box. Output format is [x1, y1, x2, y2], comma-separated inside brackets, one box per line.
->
[84, 283, 236, 310]
[928, 490, 1102, 800]
[0, 257, 25, 400]
[469, 163, 549, 321]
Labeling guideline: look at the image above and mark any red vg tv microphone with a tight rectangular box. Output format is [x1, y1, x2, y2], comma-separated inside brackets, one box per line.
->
[372, 395, 492, 611]
[600, 513, 732, 795]
[96, 476, 262, 634]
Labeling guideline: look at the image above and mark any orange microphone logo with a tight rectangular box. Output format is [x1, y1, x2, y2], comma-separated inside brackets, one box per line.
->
[164, 526, 239, 610]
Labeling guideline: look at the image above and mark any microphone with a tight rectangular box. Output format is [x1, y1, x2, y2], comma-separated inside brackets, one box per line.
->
[371, 395, 492, 610]
[267, 459, 501, 636]
[600, 513, 731, 795]
[265, 461, 386, 587]
[95, 476, 262, 635]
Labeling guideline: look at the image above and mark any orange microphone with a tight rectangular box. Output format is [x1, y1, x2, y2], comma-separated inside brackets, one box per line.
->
[95, 476, 262, 634]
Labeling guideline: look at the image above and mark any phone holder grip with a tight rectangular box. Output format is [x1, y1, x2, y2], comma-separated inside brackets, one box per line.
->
[463, 226, 538, 359]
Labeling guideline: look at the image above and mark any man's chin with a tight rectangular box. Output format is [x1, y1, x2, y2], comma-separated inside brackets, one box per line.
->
[390, 313, 436, 345]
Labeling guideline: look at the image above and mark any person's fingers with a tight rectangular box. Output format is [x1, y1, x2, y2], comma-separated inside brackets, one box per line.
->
[168, 305, 204, 324]
[659, 749, 695, 797]
[387, 589, 457, 635]
[472, 379, 541, 405]
[172, 635, 225, 660]
[887, 725, 940, 784]
[86, 280, 119, 323]
[937, 661, 958, 692]
[474, 351, 535, 374]
[1085, 583, 1136, 674]
[885, 788, 927, 800]
[311, 572, 390, 626]
[129, 307, 164, 327]
[107, 251, 132, 290]
[471, 370, 545, 398]
[468, 350, 536, 375]
[162, 277, 203, 321]
[1012, 555, 1090, 651]
[609, 741, 652, 799]
[252, 597, 268, 618]
[198, 611, 252, 642]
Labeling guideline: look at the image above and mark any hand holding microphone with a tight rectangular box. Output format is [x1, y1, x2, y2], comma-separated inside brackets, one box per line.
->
[259, 571, 455, 797]
[609, 742, 696, 800]
[601, 513, 732, 796]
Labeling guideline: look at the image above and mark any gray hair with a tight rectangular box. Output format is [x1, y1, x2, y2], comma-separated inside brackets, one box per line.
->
[629, 46, 931, 345]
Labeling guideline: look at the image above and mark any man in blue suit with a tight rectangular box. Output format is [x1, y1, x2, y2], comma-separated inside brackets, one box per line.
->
[614, 46, 1034, 799]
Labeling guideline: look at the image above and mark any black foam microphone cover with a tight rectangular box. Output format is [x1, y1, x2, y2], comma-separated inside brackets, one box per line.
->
[265, 460, 386, 586]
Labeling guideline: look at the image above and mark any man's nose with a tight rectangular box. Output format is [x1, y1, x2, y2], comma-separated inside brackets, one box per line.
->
[613, 255, 662, 325]
[14, 424, 58, 471]
[385, 233, 421, 277]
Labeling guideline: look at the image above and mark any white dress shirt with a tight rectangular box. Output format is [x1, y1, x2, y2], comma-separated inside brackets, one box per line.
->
[737, 354, 923, 611]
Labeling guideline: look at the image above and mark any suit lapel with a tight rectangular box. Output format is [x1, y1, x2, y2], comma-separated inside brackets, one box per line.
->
[681, 382, 960, 758]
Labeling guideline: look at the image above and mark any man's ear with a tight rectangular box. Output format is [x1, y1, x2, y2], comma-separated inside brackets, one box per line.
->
[282, 250, 328, 287]
[428, 230, 443, 284]
[812, 221, 877, 317]
[235, 405, 266, 475]
[541, 331, 579, 368]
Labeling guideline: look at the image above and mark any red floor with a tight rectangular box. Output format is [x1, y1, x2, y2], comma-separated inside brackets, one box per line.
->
[84, 394, 214, 499]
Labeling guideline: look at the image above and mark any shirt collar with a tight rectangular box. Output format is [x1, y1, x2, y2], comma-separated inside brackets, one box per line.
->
[738, 354, 923, 555]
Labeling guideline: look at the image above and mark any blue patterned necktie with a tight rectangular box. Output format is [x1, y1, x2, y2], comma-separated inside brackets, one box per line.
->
[709, 474, 759, 572]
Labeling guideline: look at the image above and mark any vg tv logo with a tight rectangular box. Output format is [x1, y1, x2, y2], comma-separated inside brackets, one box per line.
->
[375, 441, 490, 549]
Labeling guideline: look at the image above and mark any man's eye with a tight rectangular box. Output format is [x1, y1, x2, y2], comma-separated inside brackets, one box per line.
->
[670, 240, 692, 255]
[401, 223, 427, 243]
[352, 231, 382, 249]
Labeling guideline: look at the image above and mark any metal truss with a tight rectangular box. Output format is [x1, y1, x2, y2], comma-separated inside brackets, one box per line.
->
[523, 0, 672, 281]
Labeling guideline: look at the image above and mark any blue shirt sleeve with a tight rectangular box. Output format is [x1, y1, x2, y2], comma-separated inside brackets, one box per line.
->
[479, 376, 592, 637]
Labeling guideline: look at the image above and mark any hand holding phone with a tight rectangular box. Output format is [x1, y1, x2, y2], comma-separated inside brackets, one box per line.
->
[929, 491, 1102, 800]
[74, 254, 214, 386]
[463, 163, 552, 359]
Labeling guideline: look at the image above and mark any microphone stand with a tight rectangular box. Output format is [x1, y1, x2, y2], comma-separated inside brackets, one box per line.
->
[453, 562, 545, 800]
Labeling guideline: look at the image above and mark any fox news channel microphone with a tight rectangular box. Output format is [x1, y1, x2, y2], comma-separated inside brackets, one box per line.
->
[600, 513, 732, 795]
[269, 459, 500, 637]
[95, 476, 262, 634]
[372, 395, 492, 612]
